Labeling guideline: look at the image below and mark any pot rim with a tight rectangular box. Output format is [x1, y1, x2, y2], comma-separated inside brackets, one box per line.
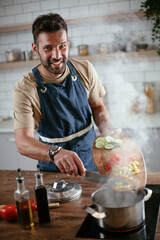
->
[91, 187, 152, 209]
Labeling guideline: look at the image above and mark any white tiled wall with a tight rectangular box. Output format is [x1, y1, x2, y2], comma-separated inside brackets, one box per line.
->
[0, 0, 160, 128]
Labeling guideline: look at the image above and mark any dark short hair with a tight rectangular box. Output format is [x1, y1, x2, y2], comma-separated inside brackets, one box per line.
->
[32, 13, 68, 45]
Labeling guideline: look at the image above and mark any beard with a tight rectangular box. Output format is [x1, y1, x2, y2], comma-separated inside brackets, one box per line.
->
[39, 55, 68, 76]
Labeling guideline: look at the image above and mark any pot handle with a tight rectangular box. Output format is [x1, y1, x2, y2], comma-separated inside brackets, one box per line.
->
[144, 188, 152, 201]
[83, 205, 106, 219]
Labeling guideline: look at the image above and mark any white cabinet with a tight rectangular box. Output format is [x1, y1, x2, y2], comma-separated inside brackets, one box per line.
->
[0, 133, 37, 170]
[142, 128, 160, 172]
[1, 129, 159, 171]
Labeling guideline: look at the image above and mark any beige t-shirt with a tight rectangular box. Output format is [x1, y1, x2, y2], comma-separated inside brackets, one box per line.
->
[13, 57, 106, 131]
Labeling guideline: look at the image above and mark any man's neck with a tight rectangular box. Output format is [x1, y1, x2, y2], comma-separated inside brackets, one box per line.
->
[37, 64, 64, 79]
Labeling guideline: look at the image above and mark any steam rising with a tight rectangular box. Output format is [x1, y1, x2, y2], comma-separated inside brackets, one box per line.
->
[94, 78, 158, 206]
[92, 187, 143, 208]
[99, 74, 159, 171]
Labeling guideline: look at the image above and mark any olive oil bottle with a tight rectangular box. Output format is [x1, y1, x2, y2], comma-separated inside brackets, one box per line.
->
[14, 169, 34, 229]
[35, 165, 50, 223]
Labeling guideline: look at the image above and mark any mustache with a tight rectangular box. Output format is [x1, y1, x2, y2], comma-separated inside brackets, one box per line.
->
[49, 58, 64, 63]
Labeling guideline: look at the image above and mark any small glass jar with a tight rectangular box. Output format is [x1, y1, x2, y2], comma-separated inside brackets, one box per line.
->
[98, 43, 108, 54]
[78, 45, 88, 56]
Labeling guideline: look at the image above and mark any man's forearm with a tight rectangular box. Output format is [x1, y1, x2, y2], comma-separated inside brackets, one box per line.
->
[15, 128, 86, 177]
[15, 129, 50, 162]
[92, 104, 112, 134]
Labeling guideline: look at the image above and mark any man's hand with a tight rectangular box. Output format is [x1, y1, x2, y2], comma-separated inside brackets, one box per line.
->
[53, 148, 86, 177]
[15, 128, 86, 177]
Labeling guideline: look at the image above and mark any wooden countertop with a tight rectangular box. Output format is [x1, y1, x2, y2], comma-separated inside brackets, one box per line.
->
[0, 170, 160, 240]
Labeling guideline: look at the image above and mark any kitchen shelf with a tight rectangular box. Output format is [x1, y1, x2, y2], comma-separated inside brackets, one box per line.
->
[0, 50, 159, 70]
[0, 11, 145, 34]
[0, 59, 40, 70]
[75, 50, 159, 61]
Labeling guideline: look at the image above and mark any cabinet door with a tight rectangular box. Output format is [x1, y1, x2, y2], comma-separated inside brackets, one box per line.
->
[141, 128, 160, 172]
[0, 133, 18, 170]
[17, 154, 37, 170]
[0, 133, 37, 170]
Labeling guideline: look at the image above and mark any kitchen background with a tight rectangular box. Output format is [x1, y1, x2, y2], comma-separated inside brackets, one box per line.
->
[0, 0, 160, 171]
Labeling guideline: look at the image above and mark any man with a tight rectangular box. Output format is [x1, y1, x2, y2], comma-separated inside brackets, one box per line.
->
[13, 13, 117, 177]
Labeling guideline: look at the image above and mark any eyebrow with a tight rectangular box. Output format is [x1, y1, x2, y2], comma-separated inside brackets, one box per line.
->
[44, 41, 67, 46]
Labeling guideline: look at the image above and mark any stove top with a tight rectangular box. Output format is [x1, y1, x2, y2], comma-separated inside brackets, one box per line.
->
[76, 184, 160, 240]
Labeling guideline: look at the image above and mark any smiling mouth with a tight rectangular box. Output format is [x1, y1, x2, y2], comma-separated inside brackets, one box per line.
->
[50, 59, 63, 66]
[52, 61, 61, 65]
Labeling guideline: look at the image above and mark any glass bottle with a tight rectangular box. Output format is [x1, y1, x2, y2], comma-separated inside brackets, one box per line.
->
[35, 165, 50, 223]
[14, 169, 34, 229]
[144, 82, 155, 114]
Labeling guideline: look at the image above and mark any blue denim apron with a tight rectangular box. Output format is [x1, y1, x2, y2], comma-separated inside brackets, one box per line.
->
[32, 61, 97, 172]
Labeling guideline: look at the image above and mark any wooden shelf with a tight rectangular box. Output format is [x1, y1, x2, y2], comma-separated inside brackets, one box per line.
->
[74, 50, 159, 62]
[0, 10, 157, 70]
[0, 50, 158, 70]
[0, 59, 40, 70]
[0, 11, 145, 34]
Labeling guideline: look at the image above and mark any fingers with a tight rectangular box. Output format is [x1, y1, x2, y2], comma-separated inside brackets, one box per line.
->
[73, 157, 86, 177]
[55, 161, 72, 175]
[54, 149, 85, 177]
[64, 166, 73, 175]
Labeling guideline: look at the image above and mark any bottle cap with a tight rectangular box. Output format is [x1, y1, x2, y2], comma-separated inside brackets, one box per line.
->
[37, 164, 40, 172]
[17, 168, 21, 177]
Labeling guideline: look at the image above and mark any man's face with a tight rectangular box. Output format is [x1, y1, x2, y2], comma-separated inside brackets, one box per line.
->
[32, 29, 70, 78]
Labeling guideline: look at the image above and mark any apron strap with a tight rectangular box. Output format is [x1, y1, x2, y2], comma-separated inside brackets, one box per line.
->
[32, 67, 45, 90]
[67, 61, 78, 81]
[39, 123, 93, 143]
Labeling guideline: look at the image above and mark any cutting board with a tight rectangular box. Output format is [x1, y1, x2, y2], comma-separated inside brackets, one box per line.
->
[92, 134, 147, 191]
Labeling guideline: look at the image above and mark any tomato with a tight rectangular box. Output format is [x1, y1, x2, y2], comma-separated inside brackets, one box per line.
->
[110, 158, 117, 166]
[30, 199, 36, 212]
[113, 154, 120, 161]
[0, 200, 36, 223]
[0, 205, 17, 222]
[105, 163, 111, 171]
[131, 156, 137, 162]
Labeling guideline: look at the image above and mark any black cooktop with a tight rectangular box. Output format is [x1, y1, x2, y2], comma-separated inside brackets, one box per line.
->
[76, 184, 160, 240]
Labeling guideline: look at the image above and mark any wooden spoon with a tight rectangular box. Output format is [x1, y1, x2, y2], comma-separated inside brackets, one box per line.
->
[0, 203, 59, 212]
[92, 134, 147, 191]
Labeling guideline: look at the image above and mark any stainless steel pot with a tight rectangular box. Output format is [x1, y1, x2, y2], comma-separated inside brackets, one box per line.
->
[85, 187, 152, 232]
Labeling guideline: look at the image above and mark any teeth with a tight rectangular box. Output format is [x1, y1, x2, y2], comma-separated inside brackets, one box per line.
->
[52, 62, 61, 65]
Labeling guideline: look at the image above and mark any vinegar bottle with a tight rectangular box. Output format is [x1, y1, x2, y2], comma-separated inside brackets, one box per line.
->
[35, 165, 50, 223]
[14, 169, 34, 229]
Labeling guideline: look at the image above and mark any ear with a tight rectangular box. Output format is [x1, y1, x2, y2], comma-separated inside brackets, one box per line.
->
[67, 38, 70, 48]
[31, 42, 39, 56]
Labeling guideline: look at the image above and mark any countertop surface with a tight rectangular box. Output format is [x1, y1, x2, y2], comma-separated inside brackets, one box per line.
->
[0, 170, 159, 240]
[0, 113, 160, 133]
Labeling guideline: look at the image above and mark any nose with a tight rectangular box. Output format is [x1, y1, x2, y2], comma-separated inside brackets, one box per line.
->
[51, 48, 62, 60]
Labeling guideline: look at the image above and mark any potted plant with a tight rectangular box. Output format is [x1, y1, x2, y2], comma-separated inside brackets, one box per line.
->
[140, 0, 160, 55]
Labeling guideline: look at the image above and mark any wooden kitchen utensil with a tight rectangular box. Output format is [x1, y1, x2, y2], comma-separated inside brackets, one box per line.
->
[92, 134, 147, 191]
[0, 203, 59, 212]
